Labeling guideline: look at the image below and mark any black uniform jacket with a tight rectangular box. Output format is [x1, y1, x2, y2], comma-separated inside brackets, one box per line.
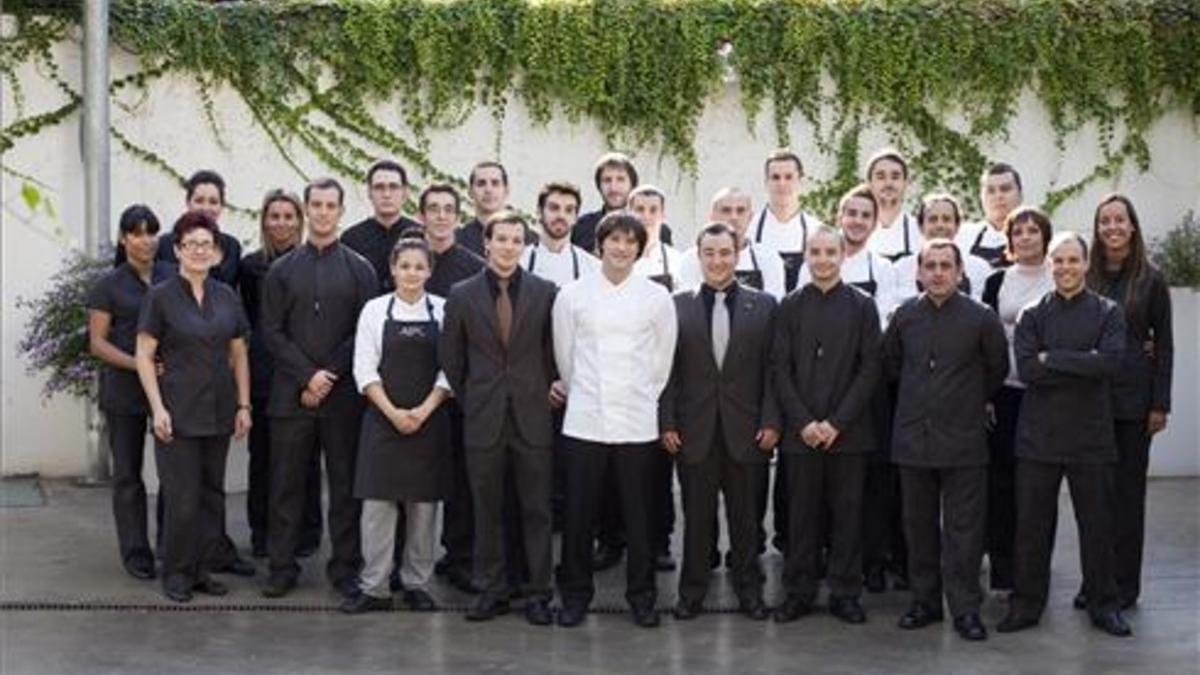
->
[883, 292, 1008, 468]
[1094, 265, 1173, 420]
[658, 283, 780, 465]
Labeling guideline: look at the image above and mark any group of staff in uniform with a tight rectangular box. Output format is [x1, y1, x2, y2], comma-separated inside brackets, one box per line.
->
[85, 147, 1173, 640]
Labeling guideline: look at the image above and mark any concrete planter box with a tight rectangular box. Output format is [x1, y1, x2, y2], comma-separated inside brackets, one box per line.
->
[1149, 287, 1199, 477]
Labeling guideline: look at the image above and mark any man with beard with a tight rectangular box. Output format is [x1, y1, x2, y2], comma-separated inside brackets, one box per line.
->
[522, 181, 600, 286]
[572, 152, 672, 255]
[865, 149, 922, 263]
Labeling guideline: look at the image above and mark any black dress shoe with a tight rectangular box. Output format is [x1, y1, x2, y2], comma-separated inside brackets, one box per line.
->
[466, 596, 511, 622]
[828, 596, 867, 624]
[556, 602, 587, 627]
[954, 613, 988, 641]
[192, 577, 229, 596]
[340, 592, 392, 614]
[1091, 611, 1133, 637]
[996, 613, 1039, 633]
[333, 576, 361, 600]
[1073, 590, 1088, 610]
[591, 544, 624, 571]
[772, 595, 813, 623]
[214, 557, 256, 577]
[524, 598, 554, 626]
[864, 568, 886, 594]
[402, 589, 437, 611]
[897, 603, 943, 630]
[631, 603, 660, 628]
[654, 554, 677, 572]
[261, 573, 297, 598]
[123, 556, 157, 581]
[740, 597, 770, 621]
[162, 585, 193, 603]
[673, 599, 703, 620]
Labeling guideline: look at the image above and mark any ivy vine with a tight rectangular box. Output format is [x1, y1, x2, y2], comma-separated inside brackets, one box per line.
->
[1, 0, 1197, 219]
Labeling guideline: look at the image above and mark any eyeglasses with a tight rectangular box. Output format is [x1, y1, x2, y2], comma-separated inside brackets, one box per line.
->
[179, 240, 215, 253]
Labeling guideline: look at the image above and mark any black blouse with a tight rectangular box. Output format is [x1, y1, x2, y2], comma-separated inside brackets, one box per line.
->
[1094, 265, 1174, 420]
[137, 275, 249, 437]
[86, 261, 176, 415]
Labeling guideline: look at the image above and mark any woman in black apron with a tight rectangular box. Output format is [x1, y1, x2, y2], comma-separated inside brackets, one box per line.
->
[343, 236, 452, 613]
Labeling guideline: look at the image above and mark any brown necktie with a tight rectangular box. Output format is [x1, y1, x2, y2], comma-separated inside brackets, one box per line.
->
[496, 277, 512, 348]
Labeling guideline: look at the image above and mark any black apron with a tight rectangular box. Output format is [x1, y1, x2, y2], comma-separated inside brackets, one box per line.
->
[734, 245, 765, 291]
[970, 225, 1009, 268]
[755, 208, 807, 292]
[353, 296, 450, 502]
[528, 242, 580, 282]
[879, 214, 914, 263]
[848, 254, 878, 297]
[648, 246, 675, 292]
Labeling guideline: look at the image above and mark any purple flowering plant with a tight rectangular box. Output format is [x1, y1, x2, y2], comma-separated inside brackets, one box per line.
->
[16, 248, 112, 401]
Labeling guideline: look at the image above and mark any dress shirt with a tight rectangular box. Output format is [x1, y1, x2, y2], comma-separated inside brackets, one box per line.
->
[632, 241, 683, 284]
[353, 292, 450, 394]
[677, 242, 787, 299]
[553, 271, 678, 443]
[750, 206, 825, 254]
[867, 212, 923, 261]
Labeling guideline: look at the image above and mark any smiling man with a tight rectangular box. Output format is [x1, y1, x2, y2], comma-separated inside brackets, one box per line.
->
[522, 181, 600, 286]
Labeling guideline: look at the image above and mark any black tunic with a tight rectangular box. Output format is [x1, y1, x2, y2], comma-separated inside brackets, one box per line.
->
[882, 292, 1009, 467]
[1014, 289, 1125, 464]
[237, 247, 293, 402]
[260, 241, 378, 417]
[86, 261, 176, 415]
[1094, 265, 1173, 420]
[136, 275, 249, 437]
[773, 282, 882, 454]
[155, 232, 242, 288]
[426, 244, 485, 298]
[341, 215, 423, 291]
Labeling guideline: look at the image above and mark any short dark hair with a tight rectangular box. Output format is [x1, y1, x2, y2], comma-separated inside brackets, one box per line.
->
[865, 148, 909, 180]
[113, 204, 161, 266]
[469, 161, 509, 187]
[184, 170, 226, 205]
[837, 183, 878, 222]
[595, 212, 648, 257]
[389, 232, 435, 270]
[537, 181, 582, 211]
[1004, 205, 1053, 261]
[172, 210, 220, 247]
[627, 184, 666, 209]
[366, 159, 408, 187]
[695, 222, 737, 249]
[982, 161, 1023, 194]
[917, 192, 962, 227]
[484, 210, 528, 241]
[304, 177, 345, 205]
[592, 152, 639, 191]
[916, 238, 963, 269]
[763, 149, 804, 178]
[419, 183, 462, 213]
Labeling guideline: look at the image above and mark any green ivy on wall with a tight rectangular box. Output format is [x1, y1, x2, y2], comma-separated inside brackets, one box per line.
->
[1, 0, 1197, 219]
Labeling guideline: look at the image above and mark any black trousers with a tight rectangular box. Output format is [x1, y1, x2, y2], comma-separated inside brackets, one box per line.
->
[651, 448, 677, 555]
[595, 465, 627, 551]
[862, 460, 906, 578]
[1010, 459, 1120, 619]
[1112, 419, 1153, 605]
[465, 412, 553, 600]
[246, 402, 322, 552]
[560, 437, 658, 609]
[985, 386, 1022, 590]
[770, 454, 788, 551]
[106, 413, 159, 563]
[268, 411, 362, 584]
[900, 465, 987, 618]
[439, 403, 474, 571]
[156, 435, 230, 591]
[678, 440, 766, 605]
[785, 452, 867, 601]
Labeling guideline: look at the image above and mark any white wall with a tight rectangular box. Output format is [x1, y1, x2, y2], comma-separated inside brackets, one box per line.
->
[3, 39, 1198, 478]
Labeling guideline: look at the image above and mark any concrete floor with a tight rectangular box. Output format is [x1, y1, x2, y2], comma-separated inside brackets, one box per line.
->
[1, 479, 1197, 675]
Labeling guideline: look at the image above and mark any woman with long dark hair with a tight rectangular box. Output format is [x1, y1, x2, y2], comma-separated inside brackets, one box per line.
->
[238, 190, 323, 558]
[136, 212, 253, 602]
[1082, 193, 1174, 610]
[87, 205, 175, 579]
[980, 206, 1054, 593]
